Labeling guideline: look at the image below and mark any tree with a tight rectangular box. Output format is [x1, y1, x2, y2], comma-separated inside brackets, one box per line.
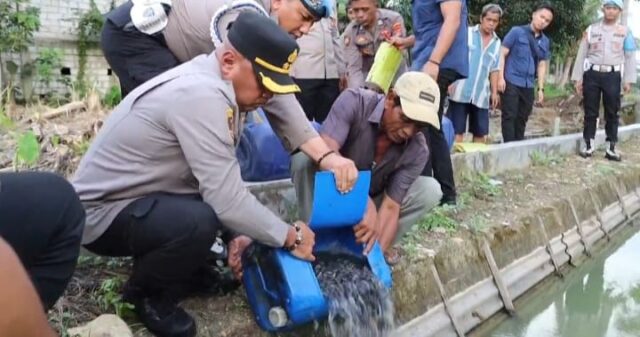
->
[0, 0, 40, 100]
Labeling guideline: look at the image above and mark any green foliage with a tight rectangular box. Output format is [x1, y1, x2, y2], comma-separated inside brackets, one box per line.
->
[530, 150, 563, 167]
[76, 0, 104, 97]
[0, 0, 40, 54]
[544, 83, 571, 100]
[467, 172, 502, 199]
[95, 277, 135, 318]
[415, 205, 458, 232]
[36, 48, 63, 88]
[15, 131, 40, 166]
[102, 85, 122, 108]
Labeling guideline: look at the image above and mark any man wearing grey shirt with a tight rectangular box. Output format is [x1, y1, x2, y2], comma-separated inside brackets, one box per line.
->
[74, 13, 316, 337]
[291, 72, 443, 264]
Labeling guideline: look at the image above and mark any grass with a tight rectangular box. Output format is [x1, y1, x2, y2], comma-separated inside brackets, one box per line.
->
[544, 83, 571, 100]
[466, 172, 502, 200]
[530, 150, 564, 167]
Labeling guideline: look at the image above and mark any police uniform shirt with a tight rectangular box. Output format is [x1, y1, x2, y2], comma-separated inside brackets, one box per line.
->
[162, 0, 271, 63]
[571, 21, 638, 84]
[290, 17, 345, 80]
[73, 54, 293, 248]
[343, 8, 407, 89]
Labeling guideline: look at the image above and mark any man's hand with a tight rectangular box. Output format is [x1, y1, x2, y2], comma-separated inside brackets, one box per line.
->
[574, 81, 583, 96]
[536, 89, 545, 106]
[227, 235, 253, 280]
[491, 92, 500, 110]
[423, 61, 440, 81]
[318, 153, 358, 194]
[354, 198, 378, 254]
[387, 36, 413, 50]
[287, 221, 316, 261]
[623, 83, 632, 95]
[498, 77, 506, 93]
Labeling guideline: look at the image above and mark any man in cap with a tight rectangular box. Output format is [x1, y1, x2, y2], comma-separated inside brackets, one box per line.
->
[102, 0, 358, 199]
[74, 12, 318, 337]
[342, 0, 408, 89]
[498, 3, 554, 143]
[572, 0, 637, 161]
[291, 72, 443, 264]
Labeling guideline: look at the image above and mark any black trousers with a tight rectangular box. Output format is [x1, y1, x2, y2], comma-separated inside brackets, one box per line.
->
[293, 78, 341, 123]
[0, 172, 85, 310]
[84, 194, 222, 297]
[101, 19, 180, 97]
[583, 69, 621, 143]
[501, 81, 535, 142]
[421, 68, 459, 202]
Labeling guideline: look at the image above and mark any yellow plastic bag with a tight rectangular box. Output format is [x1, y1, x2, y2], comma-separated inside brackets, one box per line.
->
[453, 142, 490, 153]
[365, 42, 403, 94]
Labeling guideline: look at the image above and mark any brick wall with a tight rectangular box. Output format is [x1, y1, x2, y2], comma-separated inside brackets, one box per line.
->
[4, 0, 126, 96]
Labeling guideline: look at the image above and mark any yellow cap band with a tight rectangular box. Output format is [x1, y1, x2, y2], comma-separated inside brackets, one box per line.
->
[259, 72, 300, 94]
[255, 57, 290, 75]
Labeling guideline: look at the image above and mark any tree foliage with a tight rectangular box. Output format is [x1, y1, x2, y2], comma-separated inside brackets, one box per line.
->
[0, 0, 40, 54]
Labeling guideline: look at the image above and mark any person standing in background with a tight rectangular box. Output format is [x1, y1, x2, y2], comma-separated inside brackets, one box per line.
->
[498, 3, 554, 143]
[292, 13, 347, 123]
[571, 0, 637, 161]
[448, 4, 502, 144]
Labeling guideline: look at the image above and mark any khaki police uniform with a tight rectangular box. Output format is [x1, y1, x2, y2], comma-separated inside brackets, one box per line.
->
[342, 8, 407, 89]
[290, 17, 345, 122]
[74, 16, 309, 336]
[571, 21, 638, 152]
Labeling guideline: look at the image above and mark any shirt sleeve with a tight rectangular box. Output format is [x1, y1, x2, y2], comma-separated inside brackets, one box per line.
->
[331, 17, 346, 76]
[262, 94, 319, 152]
[319, 89, 359, 147]
[502, 27, 518, 50]
[343, 23, 366, 89]
[490, 41, 501, 72]
[623, 31, 637, 84]
[541, 37, 551, 61]
[386, 136, 429, 204]
[571, 32, 589, 82]
[165, 79, 290, 247]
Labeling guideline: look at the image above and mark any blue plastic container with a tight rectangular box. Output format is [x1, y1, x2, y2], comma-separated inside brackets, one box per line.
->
[242, 171, 392, 331]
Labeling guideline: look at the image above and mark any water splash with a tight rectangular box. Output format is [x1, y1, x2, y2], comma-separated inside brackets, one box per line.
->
[314, 254, 395, 337]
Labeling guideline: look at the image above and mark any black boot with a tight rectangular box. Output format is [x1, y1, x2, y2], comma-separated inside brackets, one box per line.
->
[605, 141, 621, 161]
[123, 285, 196, 337]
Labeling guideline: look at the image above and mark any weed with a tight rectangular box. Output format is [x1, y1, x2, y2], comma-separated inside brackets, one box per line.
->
[71, 139, 91, 156]
[466, 215, 491, 232]
[530, 150, 564, 167]
[95, 276, 135, 318]
[102, 85, 122, 108]
[594, 163, 617, 176]
[14, 131, 40, 166]
[466, 172, 502, 200]
[415, 205, 458, 232]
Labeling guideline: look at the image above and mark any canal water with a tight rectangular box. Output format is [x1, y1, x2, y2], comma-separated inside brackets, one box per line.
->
[476, 229, 640, 337]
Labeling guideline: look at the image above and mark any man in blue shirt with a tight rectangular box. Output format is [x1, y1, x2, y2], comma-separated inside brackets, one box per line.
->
[498, 3, 554, 142]
[392, 0, 468, 205]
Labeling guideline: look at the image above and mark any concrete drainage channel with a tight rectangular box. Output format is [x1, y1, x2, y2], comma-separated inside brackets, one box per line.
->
[242, 125, 640, 337]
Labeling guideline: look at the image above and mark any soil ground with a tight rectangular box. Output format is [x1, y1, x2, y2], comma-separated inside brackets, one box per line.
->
[1, 98, 639, 335]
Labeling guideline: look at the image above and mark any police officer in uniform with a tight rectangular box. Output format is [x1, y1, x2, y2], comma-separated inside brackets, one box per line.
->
[102, 0, 332, 97]
[572, 0, 637, 161]
[342, 0, 407, 89]
[75, 12, 318, 337]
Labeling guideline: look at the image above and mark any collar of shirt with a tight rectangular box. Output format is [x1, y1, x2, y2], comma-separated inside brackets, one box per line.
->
[367, 95, 386, 125]
[472, 24, 499, 43]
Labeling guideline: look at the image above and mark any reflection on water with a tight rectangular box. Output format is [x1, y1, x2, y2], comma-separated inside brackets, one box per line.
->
[483, 231, 640, 337]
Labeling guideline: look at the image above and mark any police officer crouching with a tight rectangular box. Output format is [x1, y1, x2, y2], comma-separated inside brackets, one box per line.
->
[74, 13, 317, 337]
[572, 0, 637, 161]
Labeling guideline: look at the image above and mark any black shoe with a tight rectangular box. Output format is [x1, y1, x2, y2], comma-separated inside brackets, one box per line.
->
[188, 264, 240, 296]
[125, 291, 196, 337]
[440, 196, 457, 206]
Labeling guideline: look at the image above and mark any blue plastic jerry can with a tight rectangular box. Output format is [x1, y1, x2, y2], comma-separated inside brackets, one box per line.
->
[242, 171, 392, 332]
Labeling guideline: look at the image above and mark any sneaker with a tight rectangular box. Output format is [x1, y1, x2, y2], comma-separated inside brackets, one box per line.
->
[605, 148, 622, 161]
[579, 139, 594, 158]
[124, 287, 196, 337]
[604, 141, 622, 162]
